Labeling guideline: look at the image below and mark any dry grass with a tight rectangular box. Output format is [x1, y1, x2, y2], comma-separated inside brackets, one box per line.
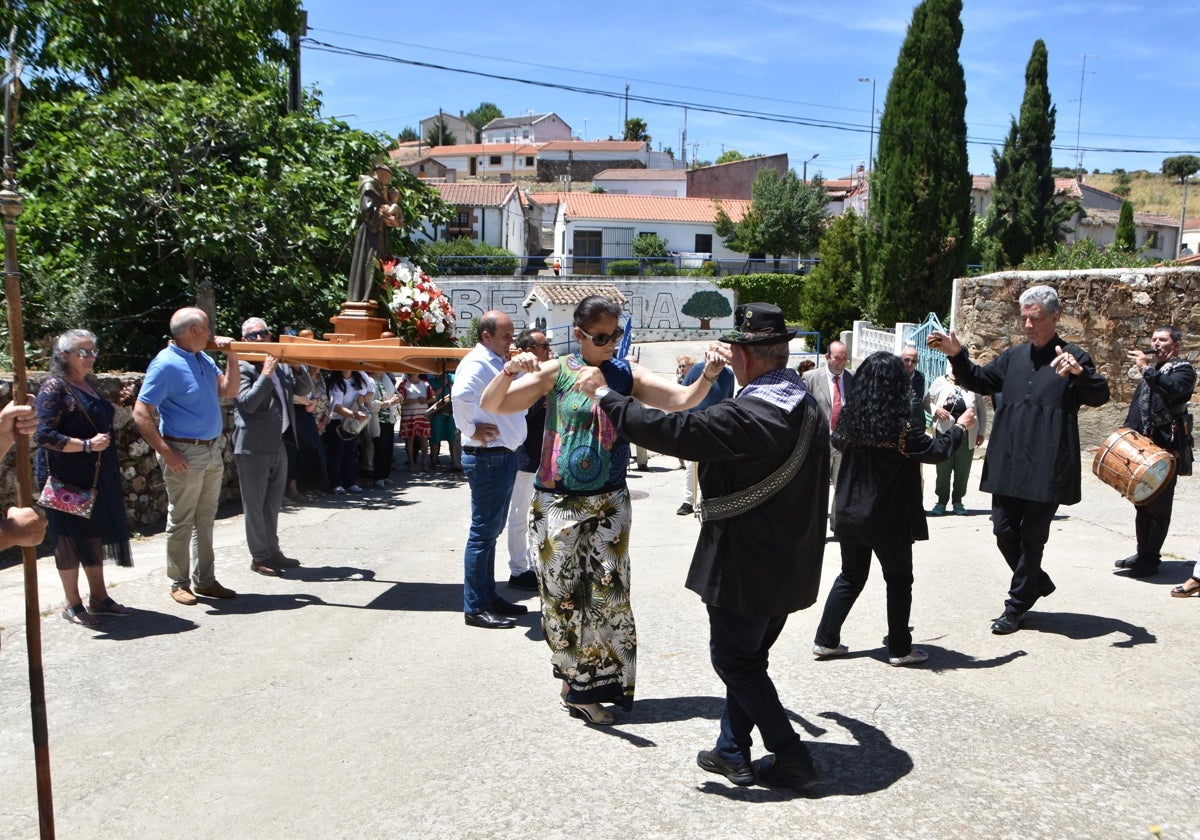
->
[1084, 173, 1195, 220]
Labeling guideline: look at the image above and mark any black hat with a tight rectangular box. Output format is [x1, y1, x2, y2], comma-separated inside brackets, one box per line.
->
[720, 303, 797, 345]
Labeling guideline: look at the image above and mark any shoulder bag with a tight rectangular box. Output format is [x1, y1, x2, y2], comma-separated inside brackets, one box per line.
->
[37, 380, 102, 519]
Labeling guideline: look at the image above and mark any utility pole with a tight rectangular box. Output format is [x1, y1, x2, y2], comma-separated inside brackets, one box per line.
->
[858, 77, 875, 176]
[1072, 55, 1097, 180]
[681, 107, 687, 169]
[288, 10, 308, 113]
[624, 83, 629, 134]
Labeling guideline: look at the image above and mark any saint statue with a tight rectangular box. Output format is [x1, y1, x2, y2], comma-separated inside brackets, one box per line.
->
[346, 161, 402, 302]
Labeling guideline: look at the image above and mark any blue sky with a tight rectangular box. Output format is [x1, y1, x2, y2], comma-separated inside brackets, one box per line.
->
[298, 0, 1200, 178]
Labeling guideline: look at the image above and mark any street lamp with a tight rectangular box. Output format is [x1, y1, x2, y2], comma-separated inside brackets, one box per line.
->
[803, 153, 819, 183]
[858, 77, 876, 176]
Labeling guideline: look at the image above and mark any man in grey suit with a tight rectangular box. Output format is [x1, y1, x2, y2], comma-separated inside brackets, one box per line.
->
[802, 340, 853, 531]
[233, 317, 312, 576]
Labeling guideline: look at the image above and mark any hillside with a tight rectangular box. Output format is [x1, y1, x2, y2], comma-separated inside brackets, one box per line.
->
[1083, 172, 1191, 220]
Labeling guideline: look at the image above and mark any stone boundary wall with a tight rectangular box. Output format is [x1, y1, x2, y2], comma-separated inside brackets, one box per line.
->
[953, 266, 1200, 446]
[0, 374, 239, 531]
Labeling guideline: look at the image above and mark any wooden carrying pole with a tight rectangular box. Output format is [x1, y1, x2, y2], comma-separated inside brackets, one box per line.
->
[2, 57, 56, 839]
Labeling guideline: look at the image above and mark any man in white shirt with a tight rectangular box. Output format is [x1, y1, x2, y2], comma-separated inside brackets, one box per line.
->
[802, 341, 853, 530]
[452, 311, 530, 629]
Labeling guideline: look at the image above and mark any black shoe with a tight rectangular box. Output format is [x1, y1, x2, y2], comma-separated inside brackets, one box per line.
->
[508, 570, 539, 591]
[488, 596, 529, 616]
[1127, 563, 1160, 578]
[676, 503, 694, 516]
[990, 611, 1025, 635]
[464, 610, 516, 629]
[752, 753, 820, 792]
[1039, 579, 1056, 598]
[697, 750, 754, 786]
[1114, 554, 1138, 569]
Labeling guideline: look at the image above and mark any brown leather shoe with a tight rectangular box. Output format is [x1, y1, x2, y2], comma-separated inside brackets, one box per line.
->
[269, 553, 301, 569]
[171, 586, 198, 606]
[250, 559, 281, 577]
[193, 581, 237, 599]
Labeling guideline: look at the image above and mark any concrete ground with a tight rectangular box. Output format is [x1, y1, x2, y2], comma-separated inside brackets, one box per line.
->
[1, 342, 1197, 839]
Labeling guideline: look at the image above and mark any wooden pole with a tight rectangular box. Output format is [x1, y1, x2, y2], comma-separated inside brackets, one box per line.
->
[2, 55, 56, 839]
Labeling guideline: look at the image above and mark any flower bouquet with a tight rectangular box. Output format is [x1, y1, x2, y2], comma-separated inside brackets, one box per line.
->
[377, 257, 458, 347]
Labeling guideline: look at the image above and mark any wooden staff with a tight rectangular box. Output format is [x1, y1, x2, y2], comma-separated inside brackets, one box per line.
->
[2, 55, 56, 839]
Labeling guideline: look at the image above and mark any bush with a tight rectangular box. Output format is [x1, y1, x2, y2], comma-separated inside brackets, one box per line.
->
[632, 233, 669, 258]
[418, 237, 520, 276]
[649, 260, 677, 276]
[1018, 238, 1157, 271]
[717, 273, 806, 321]
[607, 260, 642, 276]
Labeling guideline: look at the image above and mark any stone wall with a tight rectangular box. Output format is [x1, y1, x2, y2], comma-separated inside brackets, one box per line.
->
[954, 267, 1200, 445]
[0, 374, 240, 531]
[536, 158, 645, 183]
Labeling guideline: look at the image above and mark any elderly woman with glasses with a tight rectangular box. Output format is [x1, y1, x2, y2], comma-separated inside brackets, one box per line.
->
[482, 296, 727, 725]
[35, 329, 135, 627]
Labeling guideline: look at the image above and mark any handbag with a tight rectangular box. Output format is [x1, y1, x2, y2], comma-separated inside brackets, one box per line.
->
[425, 393, 452, 419]
[37, 379, 102, 519]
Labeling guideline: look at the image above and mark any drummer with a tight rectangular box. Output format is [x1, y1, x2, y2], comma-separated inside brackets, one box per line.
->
[1113, 327, 1195, 579]
[926, 285, 1109, 635]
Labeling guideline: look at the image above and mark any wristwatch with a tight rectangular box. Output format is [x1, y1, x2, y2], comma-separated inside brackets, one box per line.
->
[594, 386, 612, 400]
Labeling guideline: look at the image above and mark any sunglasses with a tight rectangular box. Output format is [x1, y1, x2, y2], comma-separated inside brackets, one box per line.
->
[74, 347, 100, 359]
[577, 325, 624, 347]
[532, 341, 552, 350]
[244, 329, 270, 340]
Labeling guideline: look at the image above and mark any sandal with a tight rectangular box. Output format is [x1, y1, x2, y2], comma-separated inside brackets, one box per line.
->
[1170, 577, 1200, 598]
[61, 603, 100, 627]
[562, 701, 615, 726]
[88, 596, 134, 616]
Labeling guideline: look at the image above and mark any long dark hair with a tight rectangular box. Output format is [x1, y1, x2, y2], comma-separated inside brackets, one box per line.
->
[326, 369, 369, 394]
[832, 351, 911, 448]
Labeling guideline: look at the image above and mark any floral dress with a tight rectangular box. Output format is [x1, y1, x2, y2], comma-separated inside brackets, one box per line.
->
[531, 354, 636, 711]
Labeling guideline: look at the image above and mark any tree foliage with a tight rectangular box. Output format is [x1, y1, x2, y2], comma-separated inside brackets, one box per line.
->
[623, 117, 650, 142]
[800, 209, 865, 345]
[1114, 201, 1137, 251]
[465, 102, 504, 141]
[425, 114, 457, 146]
[714, 170, 828, 259]
[631, 233, 669, 258]
[680, 291, 732, 329]
[716, 275, 805, 321]
[715, 150, 746, 165]
[1018, 238, 1155, 271]
[1, 0, 303, 95]
[1162, 155, 1200, 182]
[398, 125, 420, 142]
[983, 40, 1074, 270]
[863, 0, 972, 325]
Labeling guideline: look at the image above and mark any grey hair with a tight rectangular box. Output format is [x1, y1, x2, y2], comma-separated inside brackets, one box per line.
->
[169, 307, 209, 338]
[1019, 285, 1061, 316]
[49, 329, 98, 377]
[241, 317, 268, 337]
[745, 342, 791, 366]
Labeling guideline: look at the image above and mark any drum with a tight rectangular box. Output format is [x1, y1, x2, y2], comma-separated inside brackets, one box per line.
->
[1092, 427, 1176, 506]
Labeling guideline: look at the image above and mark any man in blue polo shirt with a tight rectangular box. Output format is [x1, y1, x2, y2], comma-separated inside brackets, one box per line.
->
[132, 307, 240, 605]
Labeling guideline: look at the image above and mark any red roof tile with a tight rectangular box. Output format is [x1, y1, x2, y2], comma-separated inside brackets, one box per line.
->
[593, 168, 686, 180]
[540, 140, 649, 153]
[528, 284, 627, 306]
[425, 143, 540, 156]
[429, 182, 520, 207]
[562, 194, 750, 223]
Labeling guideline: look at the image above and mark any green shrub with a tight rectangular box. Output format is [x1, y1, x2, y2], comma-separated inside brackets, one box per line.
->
[632, 233, 669, 258]
[607, 260, 642, 276]
[1018, 238, 1157, 270]
[717, 273, 806, 321]
[649, 260, 677, 276]
[418, 237, 519, 276]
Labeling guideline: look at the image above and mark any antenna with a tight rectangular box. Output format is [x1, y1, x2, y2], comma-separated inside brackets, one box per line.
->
[1071, 54, 1097, 178]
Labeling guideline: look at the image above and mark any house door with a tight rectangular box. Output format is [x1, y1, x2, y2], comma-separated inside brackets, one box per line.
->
[469, 157, 478, 176]
[573, 230, 602, 275]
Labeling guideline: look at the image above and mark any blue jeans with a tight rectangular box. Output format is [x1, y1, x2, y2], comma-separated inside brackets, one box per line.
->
[462, 448, 518, 613]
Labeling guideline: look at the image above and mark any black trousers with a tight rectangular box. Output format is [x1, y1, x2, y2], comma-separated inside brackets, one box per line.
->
[1134, 473, 1176, 566]
[991, 494, 1057, 615]
[814, 539, 914, 658]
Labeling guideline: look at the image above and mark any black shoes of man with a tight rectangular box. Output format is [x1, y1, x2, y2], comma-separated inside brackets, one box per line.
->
[464, 596, 529, 629]
[696, 749, 819, 792]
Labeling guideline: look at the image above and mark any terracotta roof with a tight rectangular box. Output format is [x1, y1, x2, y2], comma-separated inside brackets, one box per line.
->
[1078, 207, 1180, 227]
[562, 193, 750, 223]
[1183, 217, 1200, 230]
[593, 168, 686, 181]
[539, 140, 649, 153]
[429, 182, 520, 207]
[972, 175, 993, 191]
[1053, 178, 1126, 202]
[525, 284, 627, 307]
[425, 143, 541, 156]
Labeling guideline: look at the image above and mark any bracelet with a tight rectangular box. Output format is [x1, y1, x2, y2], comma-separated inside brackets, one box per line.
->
[83, 439, 91, 453]
[502, 366, 518, 378]
[702, 371, 719, 384]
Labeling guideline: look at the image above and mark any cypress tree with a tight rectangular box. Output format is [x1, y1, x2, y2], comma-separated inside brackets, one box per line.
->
[864, 0, 971, 326]
[984, 40, 1069, 269]
[1114, 201, 1137, 252]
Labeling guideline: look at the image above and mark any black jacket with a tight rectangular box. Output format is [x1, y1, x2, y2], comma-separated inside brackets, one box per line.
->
[598, 386, 828, 617]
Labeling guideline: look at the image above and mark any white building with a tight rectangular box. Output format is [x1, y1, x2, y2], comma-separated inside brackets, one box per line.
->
[481, 113, 572, 144]
[424, 143, 539, 179]
[418, 182, 527, 255]
[593, 168, 687, 197]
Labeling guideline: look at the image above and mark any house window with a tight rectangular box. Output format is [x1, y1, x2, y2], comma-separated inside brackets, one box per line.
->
[522, 129, 530, 139]
[1144, 230, 1160, 249]
[489, 155, 502, 166]
[525, 156, 534, 166]
[695, 234, 713, 253]
[454, 210, 471, 228]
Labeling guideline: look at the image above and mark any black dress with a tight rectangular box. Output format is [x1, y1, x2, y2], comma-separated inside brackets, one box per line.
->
[34, 377, 132, 567]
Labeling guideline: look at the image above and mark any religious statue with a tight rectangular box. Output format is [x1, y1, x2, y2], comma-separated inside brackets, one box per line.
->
[346, 160, 402, 302]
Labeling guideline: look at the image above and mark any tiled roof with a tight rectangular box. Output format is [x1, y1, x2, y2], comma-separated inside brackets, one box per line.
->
[562, 193, 750, 223]
[594, 168, 687, 181]
[482, 113, 557, 130]
[429, 182, 519, 207]
[1054, 178, 1125, 202]
[539, 141, 649, 153]
[1078, 207, 1180, 227]
[1183, 217, 1200, 230]
[526, 284, 627, 307]
[972, 175, 993, 191]
[425, 143, 540, 156]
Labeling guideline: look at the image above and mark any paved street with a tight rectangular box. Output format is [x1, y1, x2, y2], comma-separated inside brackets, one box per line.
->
[1, 346, 1197, 838]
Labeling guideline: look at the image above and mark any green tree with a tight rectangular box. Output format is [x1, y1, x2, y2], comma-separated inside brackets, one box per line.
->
[800, 209, 865, 344]
[715, 170, 828, 262]
[425, 115, 457, 146]
[2, 0, 303, 95]
[623, 117, 650, 142]
[398, 125, 420, 142]
[631, 233, 669, 258]
[465, 102, 504, 142]
[1111, 168, 1132, 197]
[864, 0, 972, 325]
[13, 75, 450, 366]
[715, 149, 746, 165]
[983, 40, 1073, 270]
[1162, 155, 1200, 182]
[680, 291, 732, 330]
[1114, 201, 1137, 252]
